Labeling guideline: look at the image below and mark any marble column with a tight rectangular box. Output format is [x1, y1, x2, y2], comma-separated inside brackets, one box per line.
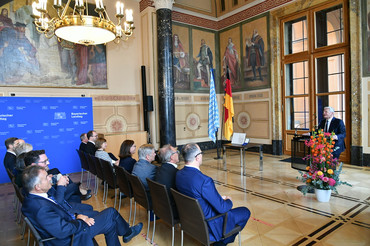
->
[154, 0, 176, 146]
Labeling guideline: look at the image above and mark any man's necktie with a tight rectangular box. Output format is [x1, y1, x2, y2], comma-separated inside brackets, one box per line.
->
[324, 120, 329, 132]
[48, 195, 75, 220]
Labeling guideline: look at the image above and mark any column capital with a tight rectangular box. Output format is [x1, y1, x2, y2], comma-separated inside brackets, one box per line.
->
[153, 0, 174, 10]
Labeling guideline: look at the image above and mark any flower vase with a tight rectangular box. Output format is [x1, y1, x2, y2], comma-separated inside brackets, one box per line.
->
[315, 189, 331, 202]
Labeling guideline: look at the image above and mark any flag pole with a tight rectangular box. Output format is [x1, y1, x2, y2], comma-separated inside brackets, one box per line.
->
[216, 67, 228, 159]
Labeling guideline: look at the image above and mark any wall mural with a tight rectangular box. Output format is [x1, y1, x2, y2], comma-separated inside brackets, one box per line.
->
[192, 29, 215, 90]
[172, 25, 190, 90]
[242, 14, 270, 90]
[0, 0, 107, 88]
[219, 26, 242, 89]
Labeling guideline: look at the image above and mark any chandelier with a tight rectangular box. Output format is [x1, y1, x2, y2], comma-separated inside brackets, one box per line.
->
[31, 0, 135, 45]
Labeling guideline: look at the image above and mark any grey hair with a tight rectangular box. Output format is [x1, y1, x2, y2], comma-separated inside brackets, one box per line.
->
[138, 144, 155, 160]
[182, 143, 200, 163]
[14, 143, 33, 156]
[22, 165, 43, 193]
[159, 144, 173, 163]
[324, 106, 335, 113]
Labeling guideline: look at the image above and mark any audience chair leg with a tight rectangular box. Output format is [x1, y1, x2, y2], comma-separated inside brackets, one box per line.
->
[80, 169, 84, 183]
[102, 181, 106, 203]
[87, 172, 91, 189]
[113, 189, 117, 209]
[146, 210, 151, 241]
[118, 193, 122, 211]
[27, 228, 30, 246]
[151, 214, 156, 244]
[132, 202, 136, 226]
[128, 198, 132, 226]
[181, 229, 183, 246]
[171, 226, 175, 246]
[238, 231, 241, 246]
[93, 176, 98, 195]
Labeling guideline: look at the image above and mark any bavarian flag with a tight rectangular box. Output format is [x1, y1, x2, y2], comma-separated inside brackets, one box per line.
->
[223, 69, 234, 140]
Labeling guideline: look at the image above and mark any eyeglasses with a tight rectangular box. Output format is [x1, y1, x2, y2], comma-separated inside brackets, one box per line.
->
[171, 150, 180, 156]
[38, 158, 49, 164]
[195, 151, 203, 158]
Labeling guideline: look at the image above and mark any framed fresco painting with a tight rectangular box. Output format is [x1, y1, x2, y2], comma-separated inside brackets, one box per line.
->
[362, 0, 370, 76]
[219, 26, 242, 90]
[191, 28, 215, 91]
[241, 14, 270, 90]
[0, 0, 107, 88]
[172, 24, 191, 90]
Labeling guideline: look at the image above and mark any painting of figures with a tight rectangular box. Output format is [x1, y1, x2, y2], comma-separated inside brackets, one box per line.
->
[242, 14, 270, 90]
[0, 0, 107, 88]
[172, 24, 190, 90]
[192, 28, 215, 90]
[219, 27, 241, 89]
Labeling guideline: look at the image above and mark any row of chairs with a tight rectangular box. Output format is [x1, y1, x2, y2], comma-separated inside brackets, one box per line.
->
[76, 150, 242, 246]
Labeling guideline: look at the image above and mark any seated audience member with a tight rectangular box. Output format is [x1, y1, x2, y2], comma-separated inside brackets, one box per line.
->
[21, 165, 143, 246]
[85, 130, 98, 155]
[132, 144, 157, 192]
[176, 143, 250, 246]
[3, 137, 19, 173]
[24, 150, 92, 202]
[155, 144, 179, 218]
[95, 138, 117, 166]
[79, 133, 88, 153]
[118, 140, 137, 173]
[14, 142, 33, 187]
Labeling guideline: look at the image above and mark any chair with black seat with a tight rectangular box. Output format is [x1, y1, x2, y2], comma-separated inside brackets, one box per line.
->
[85, 154, 98, 195]
[113, 165, 134, 224]
[76, 149, 90, 186]
[127, 172, 153, 241]
[147, 178, 180, 246]
[171, 188, 242, 246]
[11, 178, 26, 238]
[100, 159, 118, 208]
[92, 155, 105, 198]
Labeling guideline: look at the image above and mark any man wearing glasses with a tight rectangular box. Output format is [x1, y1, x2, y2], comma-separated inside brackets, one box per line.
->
[24, 150, 92, 202]
[156, 144, 180, 217]
[176, 143, 250, 246]
[85, 130, 98, 155]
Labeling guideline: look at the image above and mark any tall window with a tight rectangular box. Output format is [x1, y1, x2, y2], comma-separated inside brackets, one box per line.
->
[281, 0, 349, 161]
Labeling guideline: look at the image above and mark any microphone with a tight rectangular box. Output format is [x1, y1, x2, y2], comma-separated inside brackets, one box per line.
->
[294, 115, 317, 137]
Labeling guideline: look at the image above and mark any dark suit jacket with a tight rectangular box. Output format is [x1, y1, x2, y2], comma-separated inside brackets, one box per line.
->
[22, 193, 92, 246]
[119, 156, 136, 173]
[85, 142, 96, 155]
[318, 117, 346, 154]
[79, 142, 87, 153]
[176, 166, 236, 242]
[3, 151, 16, 173]
[155, 163, 178, 192]
[155, 162, 179, 218]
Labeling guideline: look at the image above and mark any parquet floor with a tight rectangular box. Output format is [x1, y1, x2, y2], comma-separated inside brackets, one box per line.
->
[1, 150, 369, 245]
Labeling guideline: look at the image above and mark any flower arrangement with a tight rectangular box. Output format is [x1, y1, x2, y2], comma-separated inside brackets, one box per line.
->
[297, 129, 351, 195]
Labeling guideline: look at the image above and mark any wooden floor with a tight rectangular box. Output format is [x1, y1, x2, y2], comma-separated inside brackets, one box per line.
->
[1, 150, 369, 245]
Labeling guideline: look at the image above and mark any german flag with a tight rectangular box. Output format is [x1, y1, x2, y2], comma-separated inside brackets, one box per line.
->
[223, 69, 234, 140]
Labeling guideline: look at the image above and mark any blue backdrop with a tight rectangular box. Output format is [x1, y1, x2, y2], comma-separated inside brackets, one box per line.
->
[0, 97, 93, 184]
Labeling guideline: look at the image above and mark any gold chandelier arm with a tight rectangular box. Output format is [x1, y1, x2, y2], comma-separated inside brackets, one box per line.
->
[60, 0, 72, 18]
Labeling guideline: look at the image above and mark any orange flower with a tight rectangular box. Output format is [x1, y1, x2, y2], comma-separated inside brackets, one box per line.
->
[306, 166, 310, 171]
[306, 179, 311, 183]
[327, 169, 333, 175]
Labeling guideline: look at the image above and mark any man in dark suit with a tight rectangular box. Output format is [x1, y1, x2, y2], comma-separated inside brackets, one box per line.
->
[3, 137, 19, 173]
[24, 150, 91, 202]
[317, 106, 346, 159]
[176, 143, 250, 246]
[21, 165, 143, 246]
[79, 133, 88, 153]
[85, 130, 98, 155]
[156, 144, 179, 217]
